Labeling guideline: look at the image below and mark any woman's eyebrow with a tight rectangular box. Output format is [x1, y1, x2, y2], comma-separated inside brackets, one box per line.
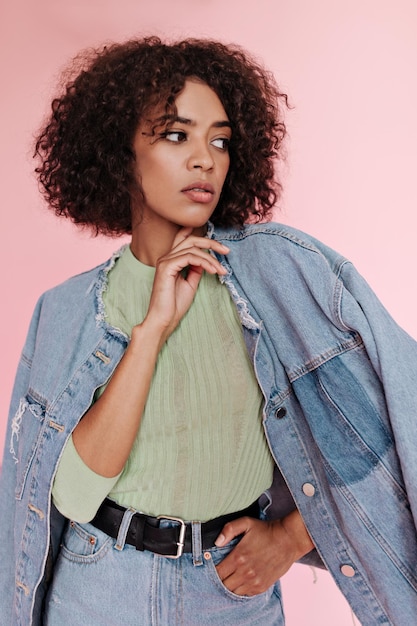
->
[167, 115, 231, 129]
[212, 120, 232, 129]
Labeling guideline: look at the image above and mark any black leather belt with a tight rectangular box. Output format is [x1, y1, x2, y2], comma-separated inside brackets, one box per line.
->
[91, 498, 260, 559]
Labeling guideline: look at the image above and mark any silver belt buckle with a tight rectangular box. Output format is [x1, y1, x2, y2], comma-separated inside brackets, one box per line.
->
[156, 515, 186, 559]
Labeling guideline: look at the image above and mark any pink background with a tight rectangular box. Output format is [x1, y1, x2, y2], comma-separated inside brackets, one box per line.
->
[1, 1, 416, 624]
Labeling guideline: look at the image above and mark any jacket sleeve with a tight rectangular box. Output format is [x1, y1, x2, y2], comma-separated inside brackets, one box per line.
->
[337, 260, 417, 523]
[0, 295, 44, 622]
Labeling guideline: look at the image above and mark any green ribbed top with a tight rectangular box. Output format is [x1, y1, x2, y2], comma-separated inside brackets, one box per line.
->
[53, 246, 274, 523]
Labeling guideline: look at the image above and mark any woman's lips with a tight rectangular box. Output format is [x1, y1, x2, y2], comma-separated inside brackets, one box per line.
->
[181, 183, 215, 204]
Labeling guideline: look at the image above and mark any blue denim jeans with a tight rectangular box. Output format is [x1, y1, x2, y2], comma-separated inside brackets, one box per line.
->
[44, 511, 284, 625]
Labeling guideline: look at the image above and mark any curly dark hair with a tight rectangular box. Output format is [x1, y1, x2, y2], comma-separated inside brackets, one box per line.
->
[34, 37, 288, 235]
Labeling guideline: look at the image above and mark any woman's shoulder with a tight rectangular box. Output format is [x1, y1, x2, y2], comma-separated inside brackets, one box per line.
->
[40, 246, 126, 306]
[212, 221, 349, 273]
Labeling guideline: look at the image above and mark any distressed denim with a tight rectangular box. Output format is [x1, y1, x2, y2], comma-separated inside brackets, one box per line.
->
[1, 221, 417, 625]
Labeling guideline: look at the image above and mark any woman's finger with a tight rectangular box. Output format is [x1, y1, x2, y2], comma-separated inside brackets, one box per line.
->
[170, 230, 230, 257]
[157, 250, 228, 277]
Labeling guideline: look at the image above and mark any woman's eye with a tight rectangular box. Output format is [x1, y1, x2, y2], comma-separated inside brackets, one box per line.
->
[211, 137, 230, 151]
[163, 131, 187, 143]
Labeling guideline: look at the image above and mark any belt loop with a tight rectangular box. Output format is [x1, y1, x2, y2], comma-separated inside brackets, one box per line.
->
[191, 521, 203, 566]
[114, 507, 137, 551]
[258, 490, 271, 519]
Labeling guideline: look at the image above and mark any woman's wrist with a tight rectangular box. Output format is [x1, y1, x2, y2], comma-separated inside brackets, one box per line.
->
[280, 509, 315, 560]
[130, 318, 169, 354]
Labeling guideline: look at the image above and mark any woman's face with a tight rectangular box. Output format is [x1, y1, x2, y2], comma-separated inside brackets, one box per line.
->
[132, 79, 231, 233]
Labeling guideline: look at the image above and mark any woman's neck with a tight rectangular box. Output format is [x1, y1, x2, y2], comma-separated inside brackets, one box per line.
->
[130, 218, 206, 266]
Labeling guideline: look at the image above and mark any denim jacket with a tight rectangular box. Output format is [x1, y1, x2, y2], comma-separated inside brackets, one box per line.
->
[1, 222, 417, 625]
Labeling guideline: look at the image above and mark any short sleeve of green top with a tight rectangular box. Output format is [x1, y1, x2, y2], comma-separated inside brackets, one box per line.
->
[52, 246, 274, 523]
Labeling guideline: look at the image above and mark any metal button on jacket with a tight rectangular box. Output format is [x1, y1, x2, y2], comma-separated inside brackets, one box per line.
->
[302, 483, 316, 497]
[341, 564, 355, 577]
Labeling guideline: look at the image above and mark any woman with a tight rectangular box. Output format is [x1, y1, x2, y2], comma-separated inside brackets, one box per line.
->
[1, 37, 417, 626]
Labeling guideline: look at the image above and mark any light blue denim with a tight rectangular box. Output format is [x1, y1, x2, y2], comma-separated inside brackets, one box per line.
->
[1, 221, 417, 625]
[43, 511, 283, 625]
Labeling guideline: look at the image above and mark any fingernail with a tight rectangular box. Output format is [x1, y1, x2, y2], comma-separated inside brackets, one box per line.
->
[215, 533, 225, 547]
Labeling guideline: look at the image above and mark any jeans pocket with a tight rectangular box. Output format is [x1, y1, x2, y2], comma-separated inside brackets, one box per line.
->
[59, 520, 113, 564]
[205, 539, 276, 603]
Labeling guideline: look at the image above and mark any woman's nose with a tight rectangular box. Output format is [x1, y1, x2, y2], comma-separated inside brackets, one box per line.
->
[187, 143, 214, 171]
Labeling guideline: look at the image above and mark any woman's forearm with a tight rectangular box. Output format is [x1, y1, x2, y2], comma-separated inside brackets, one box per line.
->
[72, 320, 165, 477]
[72, 232, 229, 478]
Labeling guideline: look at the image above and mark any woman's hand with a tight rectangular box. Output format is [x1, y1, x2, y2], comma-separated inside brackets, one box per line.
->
[214, 510, 314, 596]
[141, 227, 229, 343]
